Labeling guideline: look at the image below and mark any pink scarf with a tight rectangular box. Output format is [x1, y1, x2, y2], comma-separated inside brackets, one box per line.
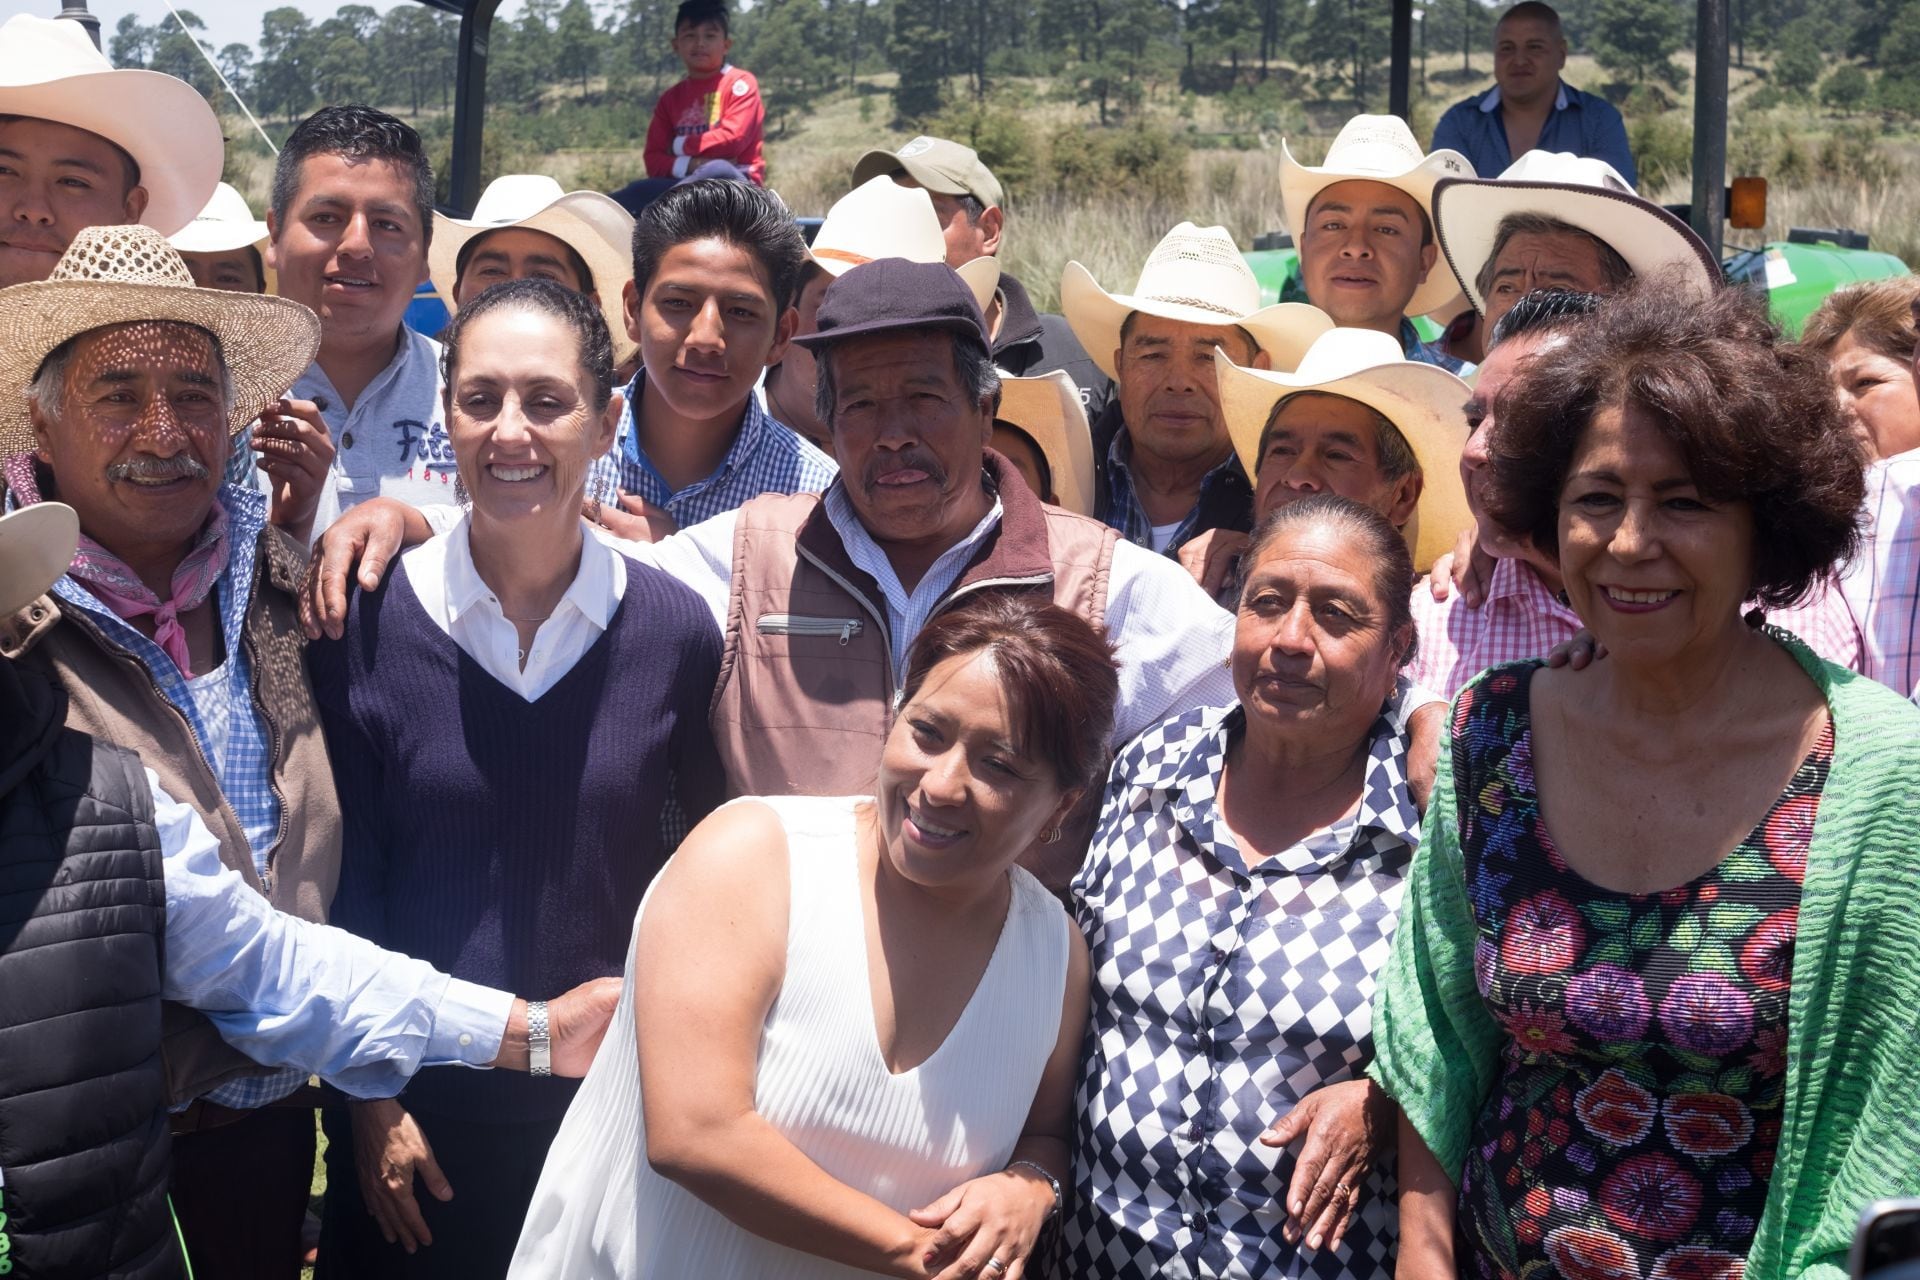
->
[3, 453, 231, 677]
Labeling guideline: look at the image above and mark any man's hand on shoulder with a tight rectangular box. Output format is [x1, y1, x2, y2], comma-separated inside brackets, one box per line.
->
[300, 498, 434, 640]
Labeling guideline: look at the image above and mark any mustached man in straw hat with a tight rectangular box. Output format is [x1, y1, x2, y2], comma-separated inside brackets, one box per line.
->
[764, 175, 1001, 454]
[1426, 149, 1719, 364]
[1281, 115, 1475, 375]
[0, 225, 623, 1280]
[852, 135, 1112, 419]
[0, 13, 223, 289]
[1061, 221, 1332, 558]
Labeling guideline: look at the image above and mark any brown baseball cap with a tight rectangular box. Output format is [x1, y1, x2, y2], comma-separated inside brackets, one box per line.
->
[850, 136, 1006, 210]
[791, 258, 989, 350]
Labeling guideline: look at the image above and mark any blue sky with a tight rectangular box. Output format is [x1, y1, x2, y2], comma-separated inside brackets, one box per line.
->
[17, 0, 530, 63]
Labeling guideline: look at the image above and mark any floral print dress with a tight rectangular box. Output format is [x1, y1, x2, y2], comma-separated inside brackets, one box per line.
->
[1455, 665, 1827, 1280]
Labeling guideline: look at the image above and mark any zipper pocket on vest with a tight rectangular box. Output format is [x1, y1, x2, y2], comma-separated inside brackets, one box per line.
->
[756, 614, 863, 645]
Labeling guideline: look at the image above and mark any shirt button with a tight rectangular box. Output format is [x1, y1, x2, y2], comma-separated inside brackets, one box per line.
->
[1212, 947, 1228, 964]
[1187, 1211, 1207, 1230]
[458, 1033, 472, 1047]
[341, 431, 355, 449]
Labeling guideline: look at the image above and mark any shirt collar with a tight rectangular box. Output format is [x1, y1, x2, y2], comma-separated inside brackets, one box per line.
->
[440, 512, 619, 632]
[1107, 423, 1247, 489]
[1143, 677, 1424, 869]
[1478, 81, 1572, 112]
[1487, 556, 1579, 624]
[821, 478, 1005, 596]
[618, 369, 767, 497]
[296, 325, 433, 413]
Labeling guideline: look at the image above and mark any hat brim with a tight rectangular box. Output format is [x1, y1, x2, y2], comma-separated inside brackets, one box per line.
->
[994, 371, 1096, 517]
[0, 72, 223, 237]
[851, 148, 973, 198]
[1217, 353, 1473, 571]
[428, 192, 637, 363]
[1434, 176, 1721, 316]
[812, 250, 1001, 316]
[1279, 141, 1471, 317]
[791, 313, 985, 350]
[167, 223, 276, 295]
[0, 502, 79, 616]
[0, 281, 321, 454]
[1061, 260, 1334, 379]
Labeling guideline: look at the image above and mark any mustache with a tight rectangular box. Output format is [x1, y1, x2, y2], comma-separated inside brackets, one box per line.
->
[106, 455, 210, 483]
[864, 450, 948, 488]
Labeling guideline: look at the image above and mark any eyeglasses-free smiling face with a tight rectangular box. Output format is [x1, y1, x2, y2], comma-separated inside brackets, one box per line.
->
[454, 227, 587, 304]
[267, 152, 427, 347]
[625, 235, 793, 425]
[1299, 181, 1438, 333]
[876, 648, 1078, 894]
[0, 116, 146, 288]
[1555, 401, 1757, 668]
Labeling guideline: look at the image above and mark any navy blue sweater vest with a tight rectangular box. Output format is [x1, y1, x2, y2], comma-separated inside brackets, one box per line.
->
[308, 555, 723, 1122]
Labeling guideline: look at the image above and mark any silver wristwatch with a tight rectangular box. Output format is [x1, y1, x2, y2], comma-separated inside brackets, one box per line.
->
[528, 1000, 552, 1078]
[1007, 1160, 1062, 1220]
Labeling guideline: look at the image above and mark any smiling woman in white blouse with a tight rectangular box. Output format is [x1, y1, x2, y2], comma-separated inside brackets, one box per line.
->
[1066, 494, 1427, 1280]
[308, 277, 727, 1279]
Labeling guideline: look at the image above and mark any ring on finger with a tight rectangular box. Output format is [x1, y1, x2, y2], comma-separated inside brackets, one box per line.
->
[984, 1259, 1007, 1276]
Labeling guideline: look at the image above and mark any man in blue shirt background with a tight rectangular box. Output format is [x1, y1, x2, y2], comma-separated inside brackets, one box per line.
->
[1431, 1, 1638, 188]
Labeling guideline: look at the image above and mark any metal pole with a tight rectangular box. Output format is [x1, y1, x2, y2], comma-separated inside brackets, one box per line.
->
[1689, 0, 1729, 258]
[450, 0, 504, 215]
[1390, 0, 1413, 120]
[55, 0, 101, 49]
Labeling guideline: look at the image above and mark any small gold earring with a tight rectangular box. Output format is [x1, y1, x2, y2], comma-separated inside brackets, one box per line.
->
[1040, 826, 1063, 845]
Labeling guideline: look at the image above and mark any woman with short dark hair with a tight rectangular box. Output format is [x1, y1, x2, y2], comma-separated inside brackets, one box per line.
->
[1376, 283, 1920, 1280]
[510, 593, 1121, 1280]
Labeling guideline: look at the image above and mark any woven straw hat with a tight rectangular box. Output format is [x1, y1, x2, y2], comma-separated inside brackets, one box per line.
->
[1216, 327, 1472, 571]
[0, 225, 321, 453]
[994, 370, 1096, 517]
[168, 182, 276, 294]
[0, 503, 79, 616]
[1434, 151, 1720, 317]
[1062, 222, 1333, 380]
[0, 14, 224, 237]
[1280, 115, 1475, 317]
[811, 177, 1000, 313]
[429, 175, 638, 364]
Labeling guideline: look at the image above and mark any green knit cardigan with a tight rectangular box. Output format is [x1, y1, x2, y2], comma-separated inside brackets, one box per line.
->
[1371, 637, 1920, 1280]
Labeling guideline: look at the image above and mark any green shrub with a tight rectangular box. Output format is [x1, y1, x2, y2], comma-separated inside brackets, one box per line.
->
[1626, 112, 1691, 193]
[1821, 63, 1870, 113]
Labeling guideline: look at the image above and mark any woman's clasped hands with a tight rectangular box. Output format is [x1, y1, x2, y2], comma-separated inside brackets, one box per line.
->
[907, 1164, 1058, 1279]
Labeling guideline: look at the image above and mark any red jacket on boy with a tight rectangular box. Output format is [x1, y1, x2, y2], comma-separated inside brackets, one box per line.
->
[644, 65, 766, 184]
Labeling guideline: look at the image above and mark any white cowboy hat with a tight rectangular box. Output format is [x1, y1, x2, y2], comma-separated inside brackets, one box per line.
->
[0, 503, 80, 616]
[1280, 115, 1475, 317]
[810, 176, 1000, 314]
[168, 182, 275, 294]
[429, 174, 638, 363]
[1434, 151, 1721, 317]
[0, 14, 223, 238]
[0, 225, 321, 454]
[1062, 222, 1334, 380]
[993, 370, 1096, 517]
[1216, 327, 1473, 571]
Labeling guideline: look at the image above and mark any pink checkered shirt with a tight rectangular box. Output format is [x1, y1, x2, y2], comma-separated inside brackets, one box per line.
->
[1408, 556, 1865, 701]
[1840, 450, 1920, 700]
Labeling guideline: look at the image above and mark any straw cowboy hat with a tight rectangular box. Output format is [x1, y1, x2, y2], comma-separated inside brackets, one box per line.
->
[0, 14, 224, 237]
[1280, 115, 1475, 317]
[429, 174, 638, 363]
[0, 225, 321, 454]
[1434, 151, 1721, 316]
[1216, 327, 1472, 570]
[1061, 222, 1333, 380]
[994, 370, 1096, 517]
[169, 182, 276, 293]
[810, 176, 1000, 314]
[0, 503, 80, 617]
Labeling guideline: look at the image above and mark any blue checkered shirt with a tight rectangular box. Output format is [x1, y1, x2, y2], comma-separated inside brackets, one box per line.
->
[48, 486, 303, 1110]
[1065, 680, 1423, 1279]
[583, 376, 836, 526]
[1099, 426, 1253, 556]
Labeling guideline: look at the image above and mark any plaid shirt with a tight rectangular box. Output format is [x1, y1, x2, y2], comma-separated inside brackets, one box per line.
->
[1097, 422, 1255, 556]
[1064, 682, 1422, 1279]
[583, 375, 836, 527]
[1841, 450, 1920, 700]
[47, 486, 303, 1110]
[1409, 556, 1865, 700]
[1401, 316, 1472, 376]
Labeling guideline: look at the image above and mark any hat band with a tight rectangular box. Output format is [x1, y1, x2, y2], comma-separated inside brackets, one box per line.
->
[813, 247, 873, 267]
[1137, 293, 1244, 318]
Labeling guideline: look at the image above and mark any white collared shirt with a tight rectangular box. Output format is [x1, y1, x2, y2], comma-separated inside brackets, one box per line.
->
[404, 513, 627, 702]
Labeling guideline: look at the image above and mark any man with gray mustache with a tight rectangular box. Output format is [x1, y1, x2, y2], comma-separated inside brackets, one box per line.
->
[303, 259, 1241, 887]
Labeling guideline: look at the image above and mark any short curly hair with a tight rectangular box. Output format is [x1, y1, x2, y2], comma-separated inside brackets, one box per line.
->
[1484, 279, 1866, 609]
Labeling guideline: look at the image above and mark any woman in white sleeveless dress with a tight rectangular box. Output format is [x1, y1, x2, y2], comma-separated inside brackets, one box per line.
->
[509, 595, 1121, 1280]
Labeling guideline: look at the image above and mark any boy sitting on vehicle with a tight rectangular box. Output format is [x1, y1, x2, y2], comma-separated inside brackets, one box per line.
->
[611, 1, 765, 214]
